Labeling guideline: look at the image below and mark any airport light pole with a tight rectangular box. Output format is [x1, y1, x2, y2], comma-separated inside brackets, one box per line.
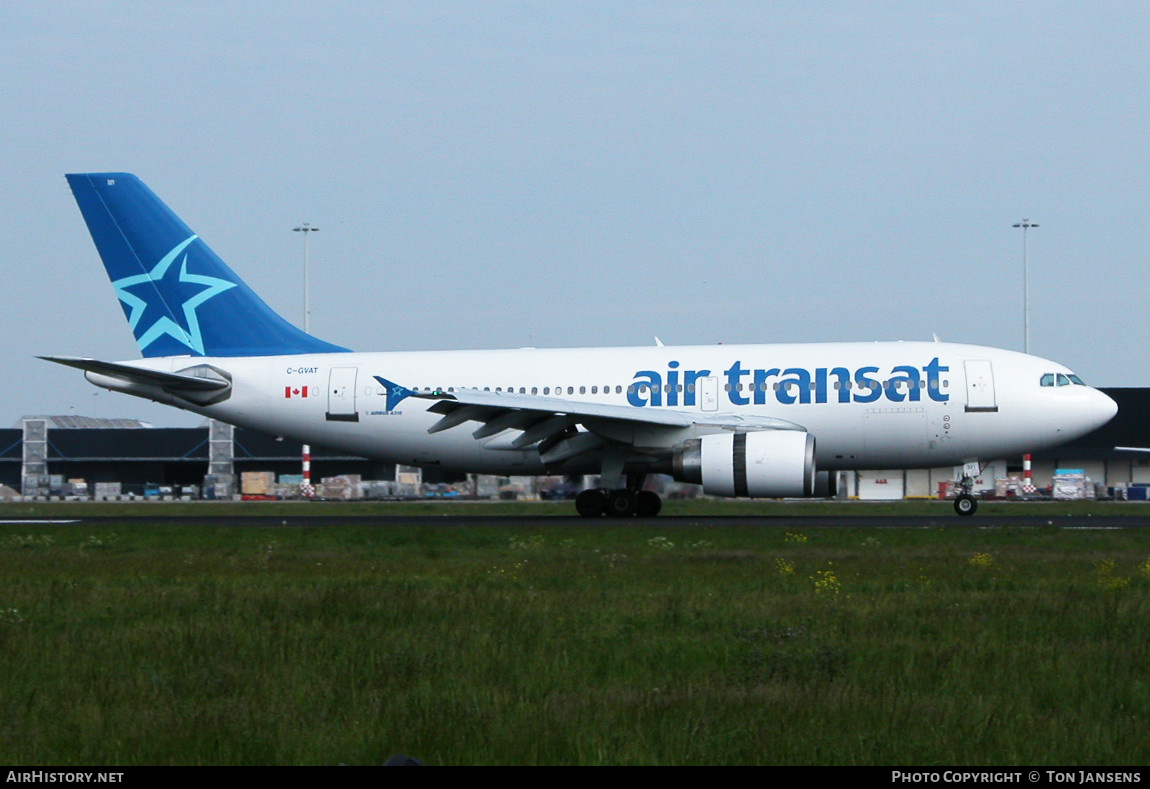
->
[293, 223, 319, 333]
[1013, 219, 1038, 355]
[293, 223, 319, 497]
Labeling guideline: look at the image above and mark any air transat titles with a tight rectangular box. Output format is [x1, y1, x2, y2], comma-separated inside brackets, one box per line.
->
[628, 357, 951, 408]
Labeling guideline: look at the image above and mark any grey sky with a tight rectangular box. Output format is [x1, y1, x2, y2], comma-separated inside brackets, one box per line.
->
[3, 1, 1148, 427]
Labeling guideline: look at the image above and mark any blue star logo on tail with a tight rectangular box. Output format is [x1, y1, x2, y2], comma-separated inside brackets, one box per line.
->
[112, 235, 238, 355]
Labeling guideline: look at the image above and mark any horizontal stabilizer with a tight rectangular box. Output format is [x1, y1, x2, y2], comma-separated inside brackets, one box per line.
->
[40, 356, 230, 391]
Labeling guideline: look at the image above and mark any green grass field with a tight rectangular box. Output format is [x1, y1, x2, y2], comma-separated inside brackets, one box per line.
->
[1, 503, 1148, 765]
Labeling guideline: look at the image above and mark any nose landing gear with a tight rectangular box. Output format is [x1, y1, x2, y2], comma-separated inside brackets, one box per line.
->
[954, 493, 978, 516]
[954, 473, 978, 516]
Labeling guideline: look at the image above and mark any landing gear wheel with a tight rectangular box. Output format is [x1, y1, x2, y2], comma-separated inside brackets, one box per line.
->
[954, 494, 977, 517]
[575, 489, 606, 518]
[606, 489, 636, 517]
[635, 490, 662, 517]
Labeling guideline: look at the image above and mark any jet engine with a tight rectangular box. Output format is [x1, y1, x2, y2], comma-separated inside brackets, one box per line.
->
[671, 431, 816, 498]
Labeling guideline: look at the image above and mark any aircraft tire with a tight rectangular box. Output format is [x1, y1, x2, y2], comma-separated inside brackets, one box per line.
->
[954, 494, 978, 517]
[636, 490, 662, 517]
[575, 489, 606, 518]
[606, 489, 637, 517]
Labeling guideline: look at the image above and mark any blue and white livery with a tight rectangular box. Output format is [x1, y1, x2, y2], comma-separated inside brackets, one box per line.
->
[46, 173, 1118, 516]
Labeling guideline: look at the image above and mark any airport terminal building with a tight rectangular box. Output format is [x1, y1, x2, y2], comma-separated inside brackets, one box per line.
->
[3, 387, 1148, 501]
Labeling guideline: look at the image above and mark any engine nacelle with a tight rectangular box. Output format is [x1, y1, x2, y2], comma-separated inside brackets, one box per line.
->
[672, 431, 816, 498]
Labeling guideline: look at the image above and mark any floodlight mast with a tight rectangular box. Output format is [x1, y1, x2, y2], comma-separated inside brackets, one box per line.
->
[1013, 219, 1038, 354]
[293, 223, 319, 333]
[293, 222, 320, 497]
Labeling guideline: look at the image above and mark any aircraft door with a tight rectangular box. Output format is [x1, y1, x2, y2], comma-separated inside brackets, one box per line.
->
[326, 367, 360, 422]
[964, 360, 998, 413]
[699, 376, 719, 412]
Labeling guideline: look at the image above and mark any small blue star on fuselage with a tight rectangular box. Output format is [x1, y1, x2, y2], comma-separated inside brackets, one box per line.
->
[372, 376, 414, 411]
[112, 235, 237, 355]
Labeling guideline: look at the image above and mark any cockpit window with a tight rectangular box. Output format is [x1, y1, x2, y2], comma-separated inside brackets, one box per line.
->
[1042, 372, 1089, 387]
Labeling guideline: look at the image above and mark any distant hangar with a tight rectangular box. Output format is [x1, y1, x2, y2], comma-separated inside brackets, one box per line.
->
[2, 388, 1148, 501]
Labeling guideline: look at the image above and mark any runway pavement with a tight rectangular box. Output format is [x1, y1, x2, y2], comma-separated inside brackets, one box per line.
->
[7, 513, 1150, 529]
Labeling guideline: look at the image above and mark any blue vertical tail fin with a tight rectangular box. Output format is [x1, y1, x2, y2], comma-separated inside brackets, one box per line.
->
[66, 173, 349, 358]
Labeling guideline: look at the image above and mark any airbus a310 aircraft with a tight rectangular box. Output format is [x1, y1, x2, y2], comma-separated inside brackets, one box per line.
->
[45, 173, 1117, 516]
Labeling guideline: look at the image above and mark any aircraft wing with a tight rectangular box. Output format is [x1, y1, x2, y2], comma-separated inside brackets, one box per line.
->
[383, 377, 805, 467]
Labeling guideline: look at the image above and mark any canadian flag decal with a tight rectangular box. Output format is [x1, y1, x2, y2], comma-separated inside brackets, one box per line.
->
[285, 386, 310, 398]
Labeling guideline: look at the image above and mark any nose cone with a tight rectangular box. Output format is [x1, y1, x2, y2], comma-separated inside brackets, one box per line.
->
[1032, 384, 1119, 448]
[1090, 387, 1119, 430]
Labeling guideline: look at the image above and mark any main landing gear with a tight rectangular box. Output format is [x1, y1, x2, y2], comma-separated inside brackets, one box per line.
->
[575, 488, 663, 518]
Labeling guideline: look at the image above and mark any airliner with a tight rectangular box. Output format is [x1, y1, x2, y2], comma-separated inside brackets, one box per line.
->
[45, 173, 1117, 516]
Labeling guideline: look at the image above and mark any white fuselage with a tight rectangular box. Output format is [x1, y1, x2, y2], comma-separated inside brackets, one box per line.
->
[104, 340, 1118, 475]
